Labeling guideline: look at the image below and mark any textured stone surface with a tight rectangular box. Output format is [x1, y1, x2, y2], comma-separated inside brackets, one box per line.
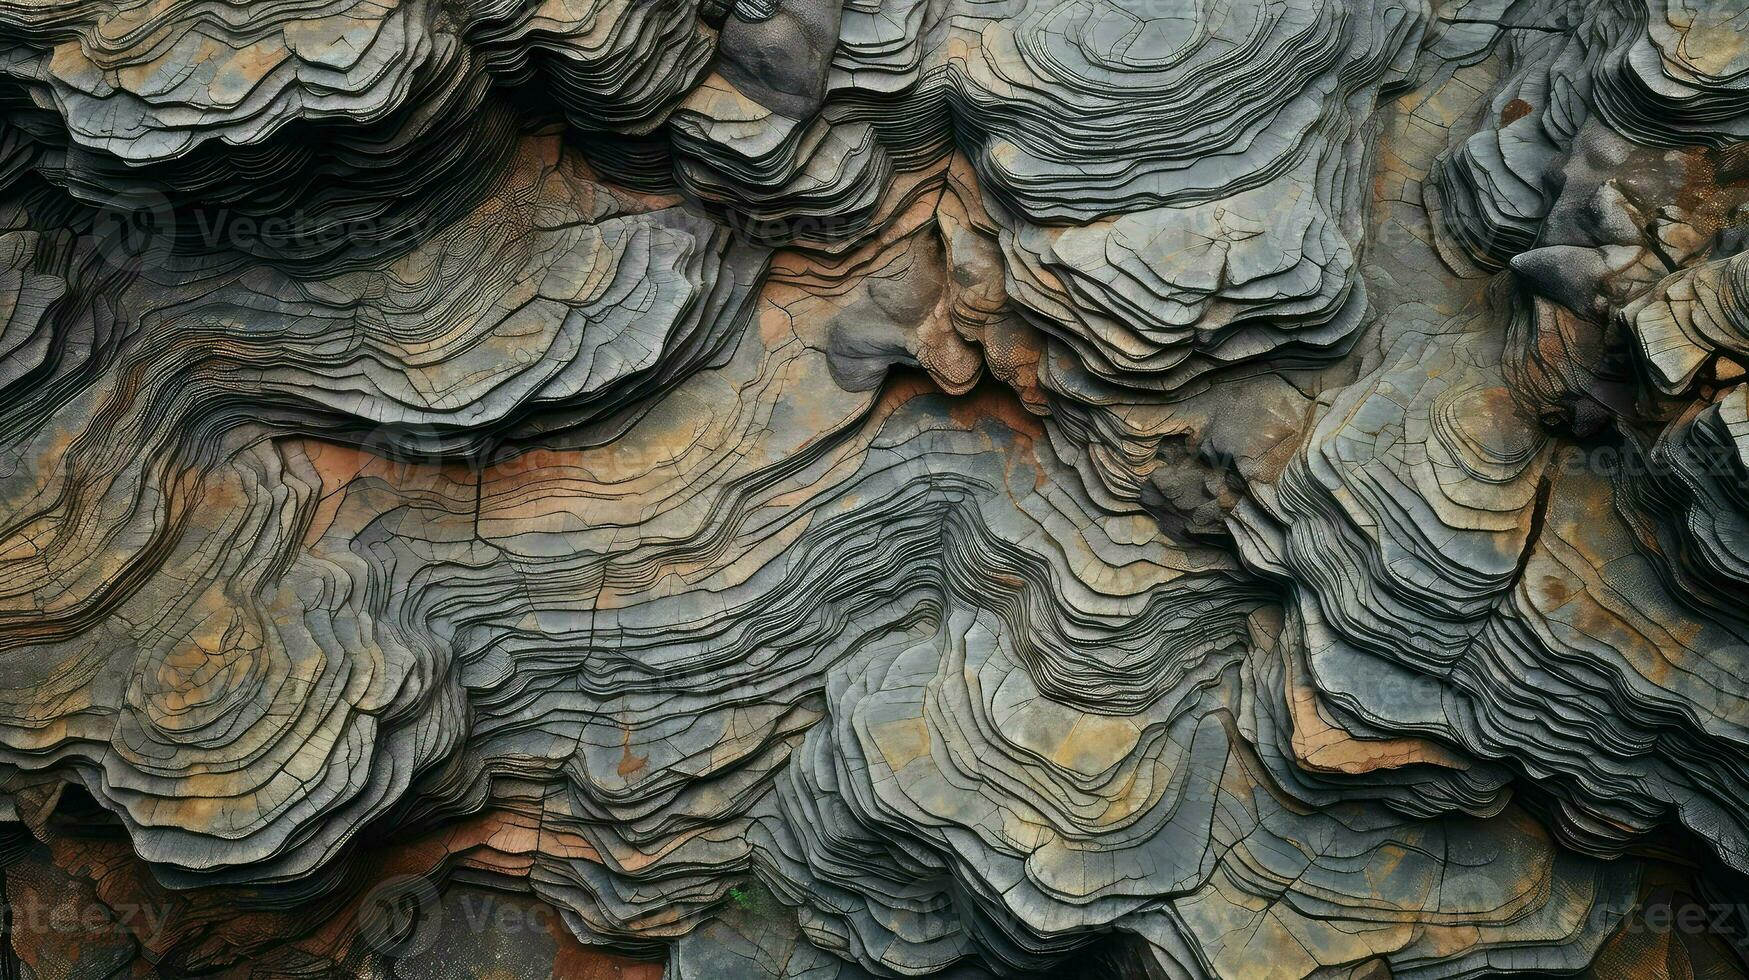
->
[1, 0, 1748, 976]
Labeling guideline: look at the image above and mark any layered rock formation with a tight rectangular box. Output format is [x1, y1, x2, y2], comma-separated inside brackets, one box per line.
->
[1, 0, 1748, 976]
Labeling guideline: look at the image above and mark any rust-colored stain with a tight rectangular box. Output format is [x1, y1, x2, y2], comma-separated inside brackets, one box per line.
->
[617, 726, 649, 778]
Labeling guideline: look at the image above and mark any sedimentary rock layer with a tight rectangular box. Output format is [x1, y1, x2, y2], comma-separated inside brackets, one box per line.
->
[1, 0, 1747, 977]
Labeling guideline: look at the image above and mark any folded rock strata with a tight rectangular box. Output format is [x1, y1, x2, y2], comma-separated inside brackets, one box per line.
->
[0, 0, 1747, 977]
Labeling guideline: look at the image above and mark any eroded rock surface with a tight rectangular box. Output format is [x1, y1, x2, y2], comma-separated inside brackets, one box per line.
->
[1, 0, 1748, 976]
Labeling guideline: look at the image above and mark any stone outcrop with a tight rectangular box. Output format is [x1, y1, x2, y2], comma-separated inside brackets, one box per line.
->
[1, 0, 1747, 977]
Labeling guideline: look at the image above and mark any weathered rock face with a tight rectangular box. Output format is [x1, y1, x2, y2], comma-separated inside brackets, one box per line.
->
[1, 0, 1748, 977]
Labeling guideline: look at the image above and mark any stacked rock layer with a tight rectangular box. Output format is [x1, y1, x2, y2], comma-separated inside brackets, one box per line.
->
[1, 0, 1748, 976]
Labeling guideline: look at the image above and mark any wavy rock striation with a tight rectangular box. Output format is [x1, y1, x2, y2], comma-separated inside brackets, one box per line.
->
[1, 0, 1748, 977]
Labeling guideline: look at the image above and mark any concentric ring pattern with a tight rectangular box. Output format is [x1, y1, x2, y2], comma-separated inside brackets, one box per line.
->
[1, 0, 1748, 977]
